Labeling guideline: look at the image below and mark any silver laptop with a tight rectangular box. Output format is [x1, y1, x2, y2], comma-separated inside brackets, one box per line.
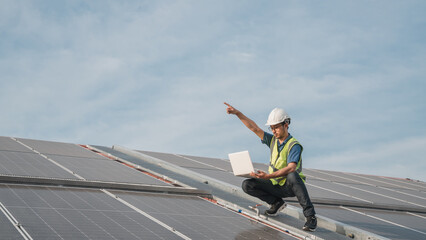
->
[228, 150, 255, 178]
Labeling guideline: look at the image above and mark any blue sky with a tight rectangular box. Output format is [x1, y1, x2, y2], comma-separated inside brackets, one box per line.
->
[1, 0, 425, 182]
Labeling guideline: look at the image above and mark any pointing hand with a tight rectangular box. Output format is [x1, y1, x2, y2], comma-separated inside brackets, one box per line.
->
[224, 102, 239, 115]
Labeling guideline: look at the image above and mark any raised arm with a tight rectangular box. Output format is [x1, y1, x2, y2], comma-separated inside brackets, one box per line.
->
[224, 102, 264, 140]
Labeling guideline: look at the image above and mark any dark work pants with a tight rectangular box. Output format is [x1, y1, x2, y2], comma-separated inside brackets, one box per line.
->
[242, 172, 316, 217]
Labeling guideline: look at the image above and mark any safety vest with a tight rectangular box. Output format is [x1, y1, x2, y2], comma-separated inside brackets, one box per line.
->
[268, 136, 306, 186]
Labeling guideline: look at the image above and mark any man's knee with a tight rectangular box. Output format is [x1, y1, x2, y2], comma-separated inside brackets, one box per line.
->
[242, 179, 253, 193]
[286, 172, 300, 184]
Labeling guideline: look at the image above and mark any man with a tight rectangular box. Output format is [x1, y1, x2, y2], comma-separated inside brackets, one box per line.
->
[224, 102, 317, 232]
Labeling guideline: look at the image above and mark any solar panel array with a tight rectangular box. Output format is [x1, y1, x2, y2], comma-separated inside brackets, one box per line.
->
[129, 149, 426, 240]
[0, 136, 304, 240]
[111, 190, 293, 239]
[2, 135, 424, 239]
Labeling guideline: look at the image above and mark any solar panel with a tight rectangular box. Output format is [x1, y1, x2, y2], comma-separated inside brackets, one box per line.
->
[387, 178, 426, 191]
[342, 182, 426, 207]
[139, 151, 269, 188]
[305, 172, 426, 209]
[0, 183, 300, 240]
[0, 136, 32, 152]
[0, 151, 77, 179]
[17, 138, 105, 159]
[177, 154, 233, 171]
[189, 168, 251, 191]
[397, 187, 426, 199]
[4, 135, 424, 240]
[305, 168, 426, 192]
[45, 154, 170, 186]
[302, 168, 361, 184]
[316, 205, 426, 240]
[0, 138, 170, 186]
[138, 150, 222, 170]
[0, 184, 184, 239]
[110, 190, 296, 240]
[138, 151, 426, 211]
[305, 179, 367, 202]
[95, 145, 263, 208]
[140, 150, 268, 173]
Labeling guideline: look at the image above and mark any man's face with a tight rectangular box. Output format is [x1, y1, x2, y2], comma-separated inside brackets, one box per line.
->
[270, 123, 287, 139]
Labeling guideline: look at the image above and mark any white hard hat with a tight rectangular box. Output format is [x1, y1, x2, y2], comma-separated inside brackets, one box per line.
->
[265, 108, 290, 126]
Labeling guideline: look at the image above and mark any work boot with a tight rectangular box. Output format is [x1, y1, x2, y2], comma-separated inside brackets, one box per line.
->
[303, 215, 317, 231]
[265, 199, 286, 216]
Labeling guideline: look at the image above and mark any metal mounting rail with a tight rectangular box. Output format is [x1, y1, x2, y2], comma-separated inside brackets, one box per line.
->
[0, 202, 33, 240]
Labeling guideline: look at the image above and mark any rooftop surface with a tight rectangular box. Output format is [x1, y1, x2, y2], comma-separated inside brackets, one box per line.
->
[1, 136, 425, 239]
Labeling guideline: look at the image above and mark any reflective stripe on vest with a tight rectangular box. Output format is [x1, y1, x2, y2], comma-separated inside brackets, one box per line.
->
[268, 136, 306, 186]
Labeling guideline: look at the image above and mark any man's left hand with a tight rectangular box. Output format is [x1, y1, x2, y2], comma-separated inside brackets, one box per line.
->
[251, 170, 269, 179]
